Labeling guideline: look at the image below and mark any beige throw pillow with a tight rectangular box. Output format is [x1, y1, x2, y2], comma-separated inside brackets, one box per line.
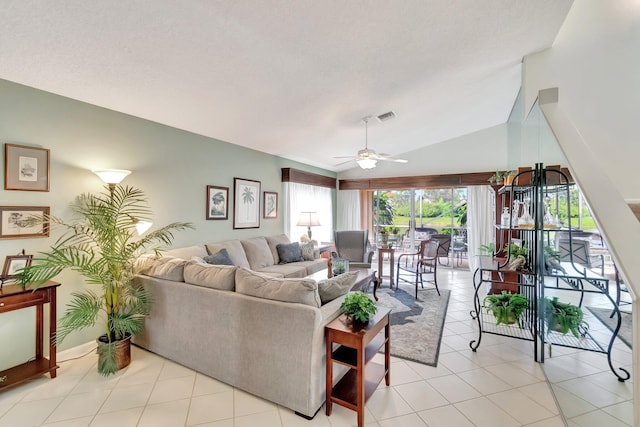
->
[183, 261, 236, 291]
[235, 267, 321, 307]
[138, 256, 187, 282]
[317, 271, 359, 304]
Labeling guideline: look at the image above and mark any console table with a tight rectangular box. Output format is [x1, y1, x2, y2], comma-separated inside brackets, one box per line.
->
[325, 307, 390, 427]
[0, 281, 61, 391]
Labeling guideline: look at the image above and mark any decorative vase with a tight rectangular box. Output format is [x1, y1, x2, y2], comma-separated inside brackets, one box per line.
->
[380, 233, 389, 248]
[97, 334, 131, 372]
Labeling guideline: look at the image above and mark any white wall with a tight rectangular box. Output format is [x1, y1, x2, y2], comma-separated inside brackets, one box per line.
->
[0, 79, 334, 370]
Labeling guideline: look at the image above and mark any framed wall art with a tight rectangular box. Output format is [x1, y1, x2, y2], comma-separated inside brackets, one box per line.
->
[206, 185, 229, 220]
[233, 178, 260, 229]
[1, 253, 33, 280]
[263, 191, 278, 219]
[0, 206, 50, 239]
[4, 143, 50, 191]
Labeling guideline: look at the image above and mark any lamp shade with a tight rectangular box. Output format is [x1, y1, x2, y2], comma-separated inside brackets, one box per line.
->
[93, 169, 131, 184]
[296, 212, 321, 227]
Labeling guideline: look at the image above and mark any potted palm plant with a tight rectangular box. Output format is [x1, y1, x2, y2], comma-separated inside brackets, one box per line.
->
[483, 291, 528, 326]
[21, 185, 192, 376]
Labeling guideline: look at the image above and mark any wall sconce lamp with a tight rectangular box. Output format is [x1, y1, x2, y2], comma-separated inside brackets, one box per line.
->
[296, 211, 321, 240]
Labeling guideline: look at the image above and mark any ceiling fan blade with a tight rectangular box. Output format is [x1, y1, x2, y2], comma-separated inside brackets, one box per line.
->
[333, 155, 356, 159]
[372, 153, 408, 163]
[333, 159, 356, 167]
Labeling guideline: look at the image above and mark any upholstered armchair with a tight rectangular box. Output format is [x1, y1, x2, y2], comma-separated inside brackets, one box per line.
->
[332, 230, 375, 268]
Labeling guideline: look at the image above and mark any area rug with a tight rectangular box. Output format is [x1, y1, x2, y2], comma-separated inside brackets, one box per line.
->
[375, 286, 450, 366]
[586, 306, 633, 349]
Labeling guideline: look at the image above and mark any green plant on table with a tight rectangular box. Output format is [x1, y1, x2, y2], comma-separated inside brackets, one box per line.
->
[543, 296, 586, 338]
[340, 292, 377, 323]
[503, 242, 528, 270]
[478, 243, 495, 256]
[20, 185, 193, 376]
[483, 291, 528, 326]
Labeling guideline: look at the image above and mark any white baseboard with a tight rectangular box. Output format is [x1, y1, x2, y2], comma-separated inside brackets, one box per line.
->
[57, 341, 96, 362]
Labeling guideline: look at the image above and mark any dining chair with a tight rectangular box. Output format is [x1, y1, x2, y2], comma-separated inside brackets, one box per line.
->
[396, 239, 440, 299]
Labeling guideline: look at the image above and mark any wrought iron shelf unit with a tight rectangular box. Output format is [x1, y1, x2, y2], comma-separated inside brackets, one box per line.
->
[469, 163, 629, 382]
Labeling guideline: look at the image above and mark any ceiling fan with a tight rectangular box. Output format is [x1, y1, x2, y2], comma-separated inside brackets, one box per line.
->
[334, 116, 408, 169]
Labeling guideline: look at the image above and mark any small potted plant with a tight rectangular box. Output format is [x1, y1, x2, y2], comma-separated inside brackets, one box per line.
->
[379, 226, 390, 248]
[488, 171, 505, 186]
[543, 297, 586, 338]
[332, 258, 349, 276]
[341, 292, 377, 325]
[483, 291, 528, 326]
[503, 170, 516, 186]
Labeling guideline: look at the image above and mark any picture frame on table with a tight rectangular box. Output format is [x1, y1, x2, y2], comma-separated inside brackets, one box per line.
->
[263, 191, 278, 219]
[1, 254, 33, 280]
[233, 178, 260, 229]
[206, 185, 229, 220]
[4, 143, 50, 191]
[0, 206, 50, 239]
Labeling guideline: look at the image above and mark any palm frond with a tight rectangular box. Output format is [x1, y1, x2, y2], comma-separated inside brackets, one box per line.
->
[57, 290, 102, 344]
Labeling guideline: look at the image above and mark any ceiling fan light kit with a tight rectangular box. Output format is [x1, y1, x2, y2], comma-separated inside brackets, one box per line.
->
[335, 115, 408, 170]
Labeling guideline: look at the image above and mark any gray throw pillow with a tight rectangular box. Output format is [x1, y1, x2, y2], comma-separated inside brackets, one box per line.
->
[276, 242, 304, 264]
[300, 242, 315, 261]
[203, 248, 234, 266]
[317, 271, 359, 304]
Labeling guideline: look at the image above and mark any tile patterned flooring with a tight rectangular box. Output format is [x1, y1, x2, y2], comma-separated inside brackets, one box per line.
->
[0, 267, 633, 426]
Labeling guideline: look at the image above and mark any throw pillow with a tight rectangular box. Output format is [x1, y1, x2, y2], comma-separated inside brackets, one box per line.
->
[317, 271, 359, 304]
[276, 242, 304, 264]
[235, 267, 321, 307]
[138, 256, 187, 282]
[203, 248, 234, 266]
[300, 242, 315, 261]
[184, 261, 236, 291]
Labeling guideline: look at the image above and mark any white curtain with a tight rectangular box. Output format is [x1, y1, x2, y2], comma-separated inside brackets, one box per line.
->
[336, 190, 361, 231]
[284, 182, 333, 243]
[467, 185, 495, 272]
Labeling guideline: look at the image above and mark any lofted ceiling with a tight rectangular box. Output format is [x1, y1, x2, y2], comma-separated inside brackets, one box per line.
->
[1, 1, 572, 172]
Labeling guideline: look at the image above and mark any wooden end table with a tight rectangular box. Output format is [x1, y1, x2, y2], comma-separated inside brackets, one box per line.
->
[377, 247, 395, 289]
[0, 281, 61, 391]
[325, 307, 391, 427]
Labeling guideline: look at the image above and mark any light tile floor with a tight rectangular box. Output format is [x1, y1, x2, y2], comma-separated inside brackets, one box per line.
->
[0, 267, 633, 426]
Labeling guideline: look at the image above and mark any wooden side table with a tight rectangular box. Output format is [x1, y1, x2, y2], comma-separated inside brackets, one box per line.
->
[325, 308, 391, 427]
[377, 247, 395, 289]
[0, 281, 61, 391]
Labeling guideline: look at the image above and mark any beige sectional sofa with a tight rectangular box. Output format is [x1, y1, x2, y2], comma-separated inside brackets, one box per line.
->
[133, 235, 353, 418]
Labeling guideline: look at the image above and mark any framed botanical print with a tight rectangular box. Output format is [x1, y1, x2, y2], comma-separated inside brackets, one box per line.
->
[4, 143, 50, 191]
[233, 178, 260, 229]
[263, 191, 278, 219]
[0, 206, 50, 239]
[206, 185, 229, 220]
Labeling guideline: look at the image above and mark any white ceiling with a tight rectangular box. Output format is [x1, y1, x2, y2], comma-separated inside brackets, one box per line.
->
[1, 1, 572, 172]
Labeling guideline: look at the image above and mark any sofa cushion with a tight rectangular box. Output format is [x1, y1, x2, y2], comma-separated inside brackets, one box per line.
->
[206, 240, 250, 268]
[204, 248, 234, 266]
[265, 234, 291, 264]
[184, 261, 236, 291]
[139, 256, 187, 282]
[164, 245, 209, 260]
[235, 267, 321, 307]
[241, 237, 275, 270]
[300, 242, 315, 261]
[256, 264, 307, 278]
[277, 242, 304, 264]
[317, 271, 359, 304]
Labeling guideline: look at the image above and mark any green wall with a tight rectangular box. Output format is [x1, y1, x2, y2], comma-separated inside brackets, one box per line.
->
[0, 79, 335, 367]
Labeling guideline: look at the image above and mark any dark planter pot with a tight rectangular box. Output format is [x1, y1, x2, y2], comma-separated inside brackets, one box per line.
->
[97, 334, 131, 372]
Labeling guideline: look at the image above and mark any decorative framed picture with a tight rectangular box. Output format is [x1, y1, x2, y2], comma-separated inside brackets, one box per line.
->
[4, 143, 50, 191]
[1, 254, 33, 279]
[0, 206, 50, 239]
[263, 191, 278, 219]
[233, 178, 261, 229]
[206, 185, 229, 220]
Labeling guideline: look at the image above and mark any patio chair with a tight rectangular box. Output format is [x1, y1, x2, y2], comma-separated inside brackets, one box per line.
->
[332, 230, 374, 268]
[557, 238, 604, 276]
[429, 234, 452, 266]
[396, 239, 440, 299]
